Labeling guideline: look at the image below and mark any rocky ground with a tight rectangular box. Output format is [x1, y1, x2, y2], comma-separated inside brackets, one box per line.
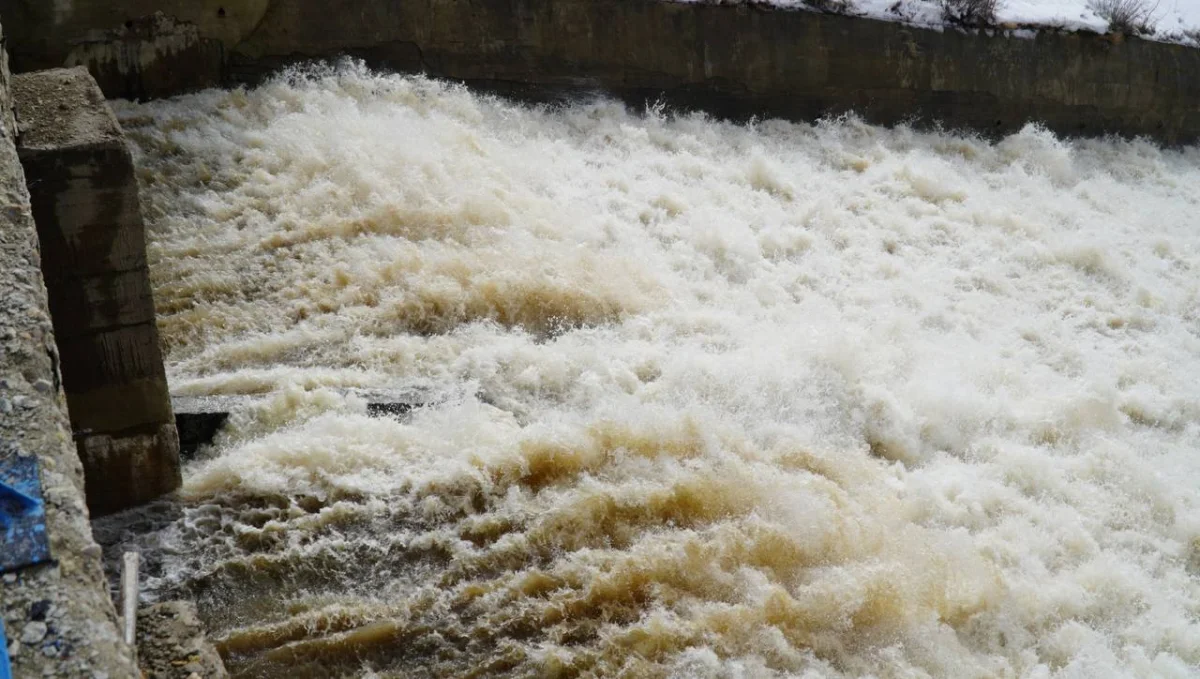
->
[136, 601, 228, 679]
[0, 17, 139, 679]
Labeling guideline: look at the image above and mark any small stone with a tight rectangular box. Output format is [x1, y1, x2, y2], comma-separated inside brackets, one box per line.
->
[0, 398, 10, 414]
[92, 672, 110, 679]
[20, 621, 48, 644]
[42, 644, 59, 658]
[7, 639, 19, 658]
[186, 674, 201, 679]
[32, 379, 52, 394]
[29, 599, 51, 621]
[3, 573, 16, 584]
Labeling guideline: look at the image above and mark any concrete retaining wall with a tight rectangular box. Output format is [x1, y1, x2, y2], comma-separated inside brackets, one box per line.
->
[0, 19, 138, 679]
[2, 0, 1199, 143]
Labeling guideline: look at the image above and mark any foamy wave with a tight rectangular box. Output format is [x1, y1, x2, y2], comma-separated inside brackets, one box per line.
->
[111, 62, 1200, 677]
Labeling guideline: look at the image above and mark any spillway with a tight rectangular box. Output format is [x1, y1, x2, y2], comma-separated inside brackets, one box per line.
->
[104, 61, 1200, 678]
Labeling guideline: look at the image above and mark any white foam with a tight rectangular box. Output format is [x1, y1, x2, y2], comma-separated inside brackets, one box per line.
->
[114, 64, 1200, 677]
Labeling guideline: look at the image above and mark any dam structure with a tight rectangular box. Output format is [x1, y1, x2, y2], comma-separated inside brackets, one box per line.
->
[1, 1, 1200, 678]
[0, 0, 1197, 142]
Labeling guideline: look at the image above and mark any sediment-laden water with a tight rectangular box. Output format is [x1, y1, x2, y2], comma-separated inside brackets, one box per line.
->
[108, 62, 1200, 678]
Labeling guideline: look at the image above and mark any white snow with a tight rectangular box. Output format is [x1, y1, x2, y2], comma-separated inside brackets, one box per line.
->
[686, 0, 1200, 46]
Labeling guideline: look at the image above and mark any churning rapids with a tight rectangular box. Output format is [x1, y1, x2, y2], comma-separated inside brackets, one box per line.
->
[103, 62, 1200, 678]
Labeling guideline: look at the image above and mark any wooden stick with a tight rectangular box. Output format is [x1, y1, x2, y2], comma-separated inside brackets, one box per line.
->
[120, 552, 139, 658]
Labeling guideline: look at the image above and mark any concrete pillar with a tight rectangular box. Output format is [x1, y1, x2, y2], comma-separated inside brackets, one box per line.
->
[11, 66, 180, 517]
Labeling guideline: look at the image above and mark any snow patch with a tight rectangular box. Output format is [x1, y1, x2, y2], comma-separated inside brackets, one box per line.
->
[674, 0, 1200, 46]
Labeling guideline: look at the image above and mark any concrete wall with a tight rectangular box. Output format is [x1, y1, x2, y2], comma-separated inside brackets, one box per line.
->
[0, 19, 138, 679]
[1, 0, 1199, 143]
[12, 67, 182, 517]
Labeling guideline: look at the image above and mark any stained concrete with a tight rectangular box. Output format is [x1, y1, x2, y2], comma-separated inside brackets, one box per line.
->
[1, 0, 1199, 143]
[12, 66, 181, 517]
[62, 13, 226, 101]
[0, 19, 139, 679]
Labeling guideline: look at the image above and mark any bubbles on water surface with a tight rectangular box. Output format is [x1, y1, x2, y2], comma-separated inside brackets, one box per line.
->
[110, 62, 1200, 677]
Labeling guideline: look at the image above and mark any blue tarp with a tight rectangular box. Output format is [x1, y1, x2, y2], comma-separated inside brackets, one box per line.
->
[0, 453, 52, 574]
[0, 617, 11, 679]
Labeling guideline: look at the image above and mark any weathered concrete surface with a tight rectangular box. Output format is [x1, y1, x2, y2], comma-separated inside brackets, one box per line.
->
[1, 0, 1199, 143]
[0, 0, 267, 97]
[12, 66, 181, 517]
[0, 20, 139, 679]
[136, 601, 229, 679]
[62, 13, 226, 101]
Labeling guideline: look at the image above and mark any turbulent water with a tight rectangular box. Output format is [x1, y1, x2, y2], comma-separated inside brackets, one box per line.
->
[108, 62, 1200, 678]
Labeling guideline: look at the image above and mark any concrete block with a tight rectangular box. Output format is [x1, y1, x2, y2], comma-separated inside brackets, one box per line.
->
[12, 66, 180, 516]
